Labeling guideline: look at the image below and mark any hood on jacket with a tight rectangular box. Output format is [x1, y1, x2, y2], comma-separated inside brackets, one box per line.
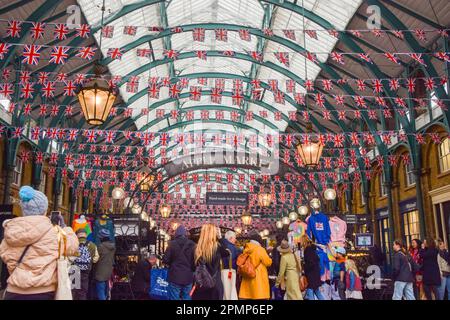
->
[2, 216, 53, 247]
[244, 241, 260, 254]
[100, 241, 115, 251]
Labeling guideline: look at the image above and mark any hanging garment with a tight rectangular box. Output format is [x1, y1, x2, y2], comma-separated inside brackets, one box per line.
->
[288, 221, 307, 244]
[306, 212, 331, 245]
[316, 246, 330, 278]
[329, 216, 347, 245]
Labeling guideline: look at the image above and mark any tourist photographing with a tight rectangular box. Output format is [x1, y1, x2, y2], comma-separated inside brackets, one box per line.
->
[0, 186, 78, 300]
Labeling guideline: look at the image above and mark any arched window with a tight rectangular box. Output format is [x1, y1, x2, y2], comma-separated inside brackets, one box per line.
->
[438, 137, 450, 173]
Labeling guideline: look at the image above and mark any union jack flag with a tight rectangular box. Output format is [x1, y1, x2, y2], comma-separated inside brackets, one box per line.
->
[408, 53, 427, 66]
[238, 29, 251, 41]
[215, 29, 228, 41]
[0, 83, 14, 99]
[327, 29, 339, 38]
[389, 78, 400, 91]
[274, 52, 290, 67]
[20, 82, 34, 99]
[50, 46, 69, 64]
[304, 51, 318, 63]
[372, 79, 383, 94]
[305, 30, 318, 39]
[76, 24, 90, 38]
[406, 78, 416, 93]
[274, 90, 285, 104]
[22, 45, 42, 65]
[163, 49, 179, 59]
[252, 89, 262, 101]
[304, 79, 314, 91]
[424, 78, 435, 91]
[350, 30, 362, 38]
[331, 52, 345, 64]
[338, 110, 346, 120]
[368, 110, 377, 119]
[371, 29, 383, 37]
[190, 86, 202, 101]
[169, 83, 181, 98]
[334, 95, 345, 106]
[294, 93, 305, 105]
[171, 26, 183, 33]
[123, 26, 137, 36]
[197, 77, 208, 85]
[286, 79, 295, 93]
[210, 88, 222, 104]
[192, 28, 205, 41]
[392, 30, 404, 39]
[108, 48, 123, 60]
[384, 52, 400, 64]
[136, 48, 152, 57]
[63, 80, 76, 96]
[2, 69, 11, 81]
[438, 29, 449, 38]
[148, 83, 160, 98]
[354, 95, 366, 108]
[53, 23, 69, 40]
[42, 82, 55, 98]
[195, 50, 207, 60]
[414, 29, 426, 41]
[221, 50, 235, 56]
[12, 127, 23, 138]
[263, 28, 274, 37]
[358, 53, 373, 64]
[230, 111, 239, 121]
[7, 20, 22, 37]
[77, 47, 96, 60]
[102, 26, 114, 38]
[322, 110, 331, 120]
[30, 22, 46, 39]
[434, 52, 450, 62]
[249, 51, 263, 62]
[314, 93, 326, 108]
[321, 79, 333, 91]
[283, 29, 296, 40]
[232, 89, 244, 106]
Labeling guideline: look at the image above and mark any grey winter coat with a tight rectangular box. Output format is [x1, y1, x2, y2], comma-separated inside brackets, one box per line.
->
[392, 251, 414, 283]
[95, 241, 116, 282]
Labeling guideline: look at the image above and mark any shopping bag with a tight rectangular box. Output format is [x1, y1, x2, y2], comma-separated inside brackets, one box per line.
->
[149, 268, 169, 300]
[55, 227, 73, 300]
[221, 249, 237, 300]
[272, 285, 285, 300]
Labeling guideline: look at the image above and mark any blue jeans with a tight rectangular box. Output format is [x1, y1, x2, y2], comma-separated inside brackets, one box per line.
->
[168, 282, 192, 300]
[305, 288, 325, 300]
[96, 281, 108, 300]
[438, 276, 450, 300]
[392, 281, 415, 300]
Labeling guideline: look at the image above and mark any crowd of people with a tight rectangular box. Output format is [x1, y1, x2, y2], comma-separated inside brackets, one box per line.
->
[392, 238, 450, 300]
[0, 186, 449, 301]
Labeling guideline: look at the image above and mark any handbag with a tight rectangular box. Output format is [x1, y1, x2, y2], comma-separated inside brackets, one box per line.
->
[236, 253, 257, 278]
[221, 249, 238, 300]
[149, 268, 169, 300]
[55, 227, 73, 300]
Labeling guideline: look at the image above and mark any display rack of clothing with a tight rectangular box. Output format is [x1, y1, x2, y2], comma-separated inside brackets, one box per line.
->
[306, 211, 331, 245]
[329, 216, 347, 247]
[288, 219, 308, 245]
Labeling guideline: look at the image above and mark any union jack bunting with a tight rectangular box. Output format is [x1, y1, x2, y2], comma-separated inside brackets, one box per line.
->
[392, 30, 404, 39]
[49, 46, 69, 64]
[195, 50, 207, 60]
[210, 88, 222, 104]
[384, 52, 400, 64]
[408, 53, 427, 66]
[263, 28, 274, 37]
[102, 26, 114, 38]
[221, 50, 235, 56]
[30, 22, 46, 39]
[331, 52, 345, 64]
[286, 80, 296, 93]
[123, 26, 137, 36]
[358, 53, 373, 64]
[305, 30, 318, 39]
[136, 48, 152, 57]
[190, 86, 202, 101]
[192, 28, 205, 41]
[171, 26, 183, 33]
[273, 90, 285, 104]
[435, 52, 450, 62]
[215, 29, 228, 41]
[163, 49, 179, 59]
[7, 20, 22, 37]
[414, 29, 426, 41]
[283, 29, 296, 40]
[107, 48, 123, 60]
[304, 51, 318, 63]
[22, 45, 41, 65]
[53, 23, 69, 40]
[77, 47, 96, 60]
[238, 29, 251, 41]
[274, 52, 290, 67]
[76, 24, 90, 38]
[327, 29, 339, 38]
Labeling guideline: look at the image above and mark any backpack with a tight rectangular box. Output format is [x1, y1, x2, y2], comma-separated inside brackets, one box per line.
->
[194, 259, 216, 289]
[345, 270, 362, 291]
[236, 253, 256, 278]
[75, 242, 92, 271]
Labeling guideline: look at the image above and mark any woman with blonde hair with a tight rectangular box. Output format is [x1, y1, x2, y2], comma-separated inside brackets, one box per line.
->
[345, 258, 363, 299]
[192, 224, 229, 300]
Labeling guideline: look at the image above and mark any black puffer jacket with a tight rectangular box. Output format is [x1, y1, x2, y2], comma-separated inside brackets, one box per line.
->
[392, 250, 414, 283]
[303, 244, 322, 290]
[162, 235, 196, 286]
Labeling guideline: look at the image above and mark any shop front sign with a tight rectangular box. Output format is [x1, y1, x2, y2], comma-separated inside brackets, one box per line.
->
[375, 207, 389, 219]
[206, 192, 249, 206]
[399, 198, 417, 213]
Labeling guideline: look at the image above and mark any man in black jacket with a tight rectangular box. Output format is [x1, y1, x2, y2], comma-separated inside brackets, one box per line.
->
[392, 240, 415, 300]
[162, 225, 196, 300]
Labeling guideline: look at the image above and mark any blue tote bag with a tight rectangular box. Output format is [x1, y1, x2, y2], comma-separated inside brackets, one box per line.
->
[149, 268, 169, 300]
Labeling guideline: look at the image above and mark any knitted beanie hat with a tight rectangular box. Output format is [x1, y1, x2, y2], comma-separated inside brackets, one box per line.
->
[99, 229, 110, 239]
[19, 186, 48, 216]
